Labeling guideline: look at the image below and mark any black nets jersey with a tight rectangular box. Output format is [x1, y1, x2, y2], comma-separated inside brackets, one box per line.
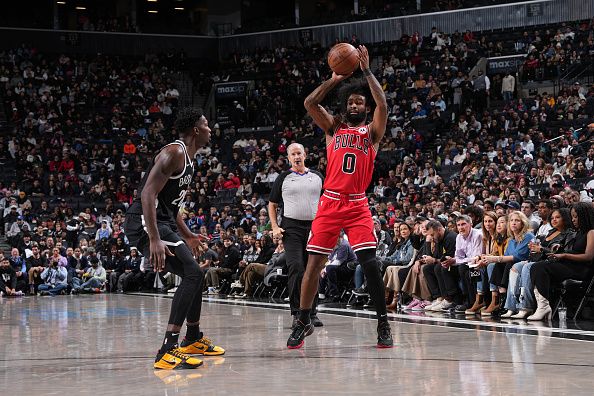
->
[127, 140, 194, 225]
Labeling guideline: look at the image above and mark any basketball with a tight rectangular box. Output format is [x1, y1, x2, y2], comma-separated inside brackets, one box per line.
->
[328, 43, 359, 75]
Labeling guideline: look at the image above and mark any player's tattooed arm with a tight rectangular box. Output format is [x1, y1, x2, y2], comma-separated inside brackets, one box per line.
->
[304, 73, 349, 136]
[358, 45, 387, 146]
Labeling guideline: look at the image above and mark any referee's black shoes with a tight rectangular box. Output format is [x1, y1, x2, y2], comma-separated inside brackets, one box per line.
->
[287, 320, 314, 349]
[377, 321, 394, 348]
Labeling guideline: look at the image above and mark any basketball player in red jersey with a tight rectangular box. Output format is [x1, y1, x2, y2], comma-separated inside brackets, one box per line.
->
[287, 45, 393, 349]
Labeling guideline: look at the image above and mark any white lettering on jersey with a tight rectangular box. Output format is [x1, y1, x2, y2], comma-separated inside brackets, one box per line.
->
[178, 174, 192, 187]
[172, 190, 187, 208]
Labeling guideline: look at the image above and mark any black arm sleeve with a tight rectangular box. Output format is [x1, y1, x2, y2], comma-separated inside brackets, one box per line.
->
[268, 171, 290, 204]
[310, 170, 325, 194]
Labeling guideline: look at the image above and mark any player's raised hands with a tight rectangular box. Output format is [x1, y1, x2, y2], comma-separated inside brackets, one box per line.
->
[358, 45, 370, 71]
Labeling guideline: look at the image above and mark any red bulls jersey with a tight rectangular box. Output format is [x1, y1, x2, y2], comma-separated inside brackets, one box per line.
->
[323, 123, 376, 194]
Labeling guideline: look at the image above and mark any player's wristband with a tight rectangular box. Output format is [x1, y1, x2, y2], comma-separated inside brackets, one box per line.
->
[363, 68, 372, 76]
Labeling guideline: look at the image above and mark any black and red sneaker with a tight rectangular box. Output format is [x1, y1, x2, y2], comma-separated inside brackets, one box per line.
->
[287, 319, 313, 349]
[377, 321, 393, 348]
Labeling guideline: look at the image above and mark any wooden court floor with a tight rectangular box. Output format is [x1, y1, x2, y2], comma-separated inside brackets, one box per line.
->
[1, 294, 594, 395]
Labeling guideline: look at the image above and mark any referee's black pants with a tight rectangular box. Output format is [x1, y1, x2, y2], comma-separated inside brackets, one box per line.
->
[281, 217, 319, 316]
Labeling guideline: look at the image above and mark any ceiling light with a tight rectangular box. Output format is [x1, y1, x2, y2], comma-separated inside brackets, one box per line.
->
[75, 6, 86, 10]
[174, 7, 184, 10]
[148, 10, 158, 13]
[56, 1, 66, 4]
[147, 0, 158, 2]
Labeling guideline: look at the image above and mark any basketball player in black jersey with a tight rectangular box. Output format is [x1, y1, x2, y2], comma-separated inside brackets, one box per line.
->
[124, 107, 224, 370]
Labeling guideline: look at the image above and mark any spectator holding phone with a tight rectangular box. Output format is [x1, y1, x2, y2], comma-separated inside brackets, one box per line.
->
[38, 254, 68, 296]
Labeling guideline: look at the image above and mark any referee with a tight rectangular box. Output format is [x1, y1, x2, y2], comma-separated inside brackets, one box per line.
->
[269, 143, 324, 328]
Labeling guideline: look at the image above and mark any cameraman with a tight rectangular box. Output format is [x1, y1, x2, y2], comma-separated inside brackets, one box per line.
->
[38, 255, 68, 296]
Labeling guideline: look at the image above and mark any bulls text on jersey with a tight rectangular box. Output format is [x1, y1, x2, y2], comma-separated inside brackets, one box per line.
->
[333, 132, 371, 155]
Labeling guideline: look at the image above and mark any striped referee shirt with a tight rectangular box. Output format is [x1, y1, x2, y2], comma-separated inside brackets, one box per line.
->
[269, 169, 324, 221]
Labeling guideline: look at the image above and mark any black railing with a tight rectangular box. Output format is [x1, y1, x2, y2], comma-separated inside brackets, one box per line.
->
[554, 61, 594, 96]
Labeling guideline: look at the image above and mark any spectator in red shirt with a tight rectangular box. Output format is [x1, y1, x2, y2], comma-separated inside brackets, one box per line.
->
[223, 172, 241, 190]
[116, 185, 132, 206]
[65, 169, 79, 184]
[213, 175, 226, 192]
[48, 155, 61, 173]
[524, 55, 539, 80]
[123, 139, 136, 155]
[463, 29, 475, 42]
[58, 153, 75, 173]
[410, 52, 422, 66]
[148, 101, 161, 114]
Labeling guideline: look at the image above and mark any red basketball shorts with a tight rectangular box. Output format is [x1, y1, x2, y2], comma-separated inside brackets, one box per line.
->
[306, 191, 376, 255]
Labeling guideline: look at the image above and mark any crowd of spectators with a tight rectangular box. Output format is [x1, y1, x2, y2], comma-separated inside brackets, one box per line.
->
[220, 25, 484, 130]
[0, 45, 186, 294]
[516, 21, 594, 81]
[0, 19, 593, 326]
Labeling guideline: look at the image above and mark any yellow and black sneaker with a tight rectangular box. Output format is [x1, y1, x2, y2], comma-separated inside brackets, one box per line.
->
[154, 345, 204, 370]
[178, 336, 225, 356]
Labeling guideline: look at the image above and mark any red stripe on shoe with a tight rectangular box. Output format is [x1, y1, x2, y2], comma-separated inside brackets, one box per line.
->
[287, 341, 304, 349]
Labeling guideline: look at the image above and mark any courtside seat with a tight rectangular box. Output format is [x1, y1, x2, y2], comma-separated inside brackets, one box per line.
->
[266, 273, 288, 299]
[553, 264, 594, 320]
